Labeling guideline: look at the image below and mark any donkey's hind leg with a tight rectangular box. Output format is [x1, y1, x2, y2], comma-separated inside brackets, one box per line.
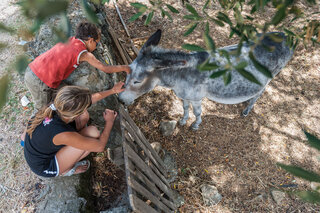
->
[190, 100, 202, 130]
[242, 89, 265, 116]
[179, 99, 190, 126]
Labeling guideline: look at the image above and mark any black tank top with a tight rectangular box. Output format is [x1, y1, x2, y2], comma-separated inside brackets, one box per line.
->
[24, 113, 76, 174]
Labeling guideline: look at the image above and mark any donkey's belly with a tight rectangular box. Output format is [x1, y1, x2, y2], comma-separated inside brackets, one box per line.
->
[207, 95, 254, 104]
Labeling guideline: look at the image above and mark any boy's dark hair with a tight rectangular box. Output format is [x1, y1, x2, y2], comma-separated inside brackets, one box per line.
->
[75, 22, 100, 40]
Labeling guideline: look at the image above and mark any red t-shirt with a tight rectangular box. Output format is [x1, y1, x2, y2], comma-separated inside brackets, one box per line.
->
[29, 37, 87, 88]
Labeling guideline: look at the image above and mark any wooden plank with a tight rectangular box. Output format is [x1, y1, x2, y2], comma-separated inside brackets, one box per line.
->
[105, 20, 128, 65]
[121, 113, 135, 201]
[127, 160, 161, 196]
[120, 116, 167, 177]
[129, 194, 158, 213]
[118, 38, 133, 64]
[128, 176, 174, 212]
[124, 142, 174, 200]
[149, 161, 170, 188]
[119, 106, 167, 175]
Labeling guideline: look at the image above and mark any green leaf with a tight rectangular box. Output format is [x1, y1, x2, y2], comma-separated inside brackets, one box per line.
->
[53, 13, 71, 43]
[271, 5, 286, 26]
[37, 0, 68, 21]
[166, 4, 179, 13]
[210, 69, 228, 78]
[0, 74, 9, 113]
[293, 38, 299, 50]
[204, 22, 209, 35]
[186, 3, 199, 16]
[237, 68, 262, 85]
[284, 28, 296, 36]
[130, 2, 147, 9]
[0, 43, 7, 50]
[182, 44, 205, 51]
[81, 0, 100, 24]
[305, 0, 316, 4]
[183, 15, 202, 21]
[277, 163, 320, 182]
[223, 72, 232, 85]
[219, 49, 230, 61]
[203, 33, 216, 51]
[295, 191, 320, 204]
[129, 12, 144, 22]
[203, 0, 210, 11]
[234, 61, 248, 69]
[15, 55, 29, 75]
[217, 12, 232, 26]
[245, 15, 254, 21]
[162, 9, 173, 21]
[268, 33, 284, 43]
[249, 51, 272, 78]
[144, 11, 154, 25]
[236, 39, 243, 56]
[184, 23, 198, 36]
[198, 61, 219, 71]
[212, 18, 225, 27]
[305, 131, 320, 151]
[250, 5, 257, 14]
[0, 23, 15, 33]
[102, 0, 110, 4]
[149, 1, 155, 6]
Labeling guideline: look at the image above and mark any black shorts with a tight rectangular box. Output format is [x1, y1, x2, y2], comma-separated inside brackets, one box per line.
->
[30, 156, 60, 178]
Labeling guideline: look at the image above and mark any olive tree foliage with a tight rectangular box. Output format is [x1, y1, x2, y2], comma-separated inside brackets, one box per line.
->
[0, 0, 319, 111]
[277, 132, 320, 204]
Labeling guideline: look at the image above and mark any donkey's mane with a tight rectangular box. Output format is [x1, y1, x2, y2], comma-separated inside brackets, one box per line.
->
[143, 46, 209, 66]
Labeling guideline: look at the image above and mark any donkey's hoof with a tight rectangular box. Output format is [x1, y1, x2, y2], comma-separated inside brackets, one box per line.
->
[241, 110, 249, 117]
[179, 119, 187, 126]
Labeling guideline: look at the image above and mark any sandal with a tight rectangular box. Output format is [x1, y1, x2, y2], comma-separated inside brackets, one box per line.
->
[62, 160, 90, 176]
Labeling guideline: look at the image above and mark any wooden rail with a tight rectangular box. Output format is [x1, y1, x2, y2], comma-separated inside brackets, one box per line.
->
[108, 105, 177, 212]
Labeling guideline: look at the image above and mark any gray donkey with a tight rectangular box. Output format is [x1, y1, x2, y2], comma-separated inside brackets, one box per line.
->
[119, 30, 294, 130]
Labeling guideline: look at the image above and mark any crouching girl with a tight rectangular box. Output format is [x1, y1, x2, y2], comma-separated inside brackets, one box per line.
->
[23, 84, 123, 177]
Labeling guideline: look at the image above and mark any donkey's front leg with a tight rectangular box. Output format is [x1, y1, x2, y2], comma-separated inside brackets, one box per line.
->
[190, 100, 202, 130]
[179, 99, 189, 126]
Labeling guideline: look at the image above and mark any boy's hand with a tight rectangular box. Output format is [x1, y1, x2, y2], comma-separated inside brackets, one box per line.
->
[123, 66, 131, 74]
[111, 82, 125, 94]
[103, 109, 117, 124]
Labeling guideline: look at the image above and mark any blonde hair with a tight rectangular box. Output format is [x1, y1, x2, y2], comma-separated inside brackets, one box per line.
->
[27, 86, 92, 138]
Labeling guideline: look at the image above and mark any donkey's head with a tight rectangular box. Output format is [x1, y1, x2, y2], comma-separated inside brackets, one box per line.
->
[119, 30, 187, 105]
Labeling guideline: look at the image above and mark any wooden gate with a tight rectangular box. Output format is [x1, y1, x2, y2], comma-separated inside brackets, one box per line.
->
[108, 105, 177, 212]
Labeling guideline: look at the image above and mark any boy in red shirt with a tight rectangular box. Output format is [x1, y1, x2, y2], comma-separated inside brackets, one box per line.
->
[25, 21, 130, 109]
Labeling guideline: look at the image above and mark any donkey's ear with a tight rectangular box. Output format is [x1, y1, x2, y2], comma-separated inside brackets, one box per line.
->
[141, 30, 162, 50]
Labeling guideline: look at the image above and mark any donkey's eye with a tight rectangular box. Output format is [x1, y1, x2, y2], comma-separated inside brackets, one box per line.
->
[134, 81, 141, 84]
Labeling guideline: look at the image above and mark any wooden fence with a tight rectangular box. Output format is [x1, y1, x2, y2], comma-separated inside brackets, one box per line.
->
[107, 105, 177, 213]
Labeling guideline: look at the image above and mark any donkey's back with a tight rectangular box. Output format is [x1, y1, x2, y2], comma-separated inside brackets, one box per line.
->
[198, 32, 294, 105]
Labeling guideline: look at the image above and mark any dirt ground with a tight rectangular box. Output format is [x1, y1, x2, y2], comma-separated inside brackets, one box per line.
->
[103, 0, 320, 212]
[0, 0, 319, 212]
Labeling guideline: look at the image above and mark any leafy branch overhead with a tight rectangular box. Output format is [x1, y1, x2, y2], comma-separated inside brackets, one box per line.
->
[129, 0, 319, 85]
[277, 131, 320, 204]
[129, 1, 179, 25]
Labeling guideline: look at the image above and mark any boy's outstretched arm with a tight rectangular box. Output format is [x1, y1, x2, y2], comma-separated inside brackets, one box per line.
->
[91, 82, 125, 104]
[79, 52, 131, 74]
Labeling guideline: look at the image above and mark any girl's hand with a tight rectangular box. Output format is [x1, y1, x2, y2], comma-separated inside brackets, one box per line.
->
[103, 109, 117, 124]
[111, 82, 125, 94]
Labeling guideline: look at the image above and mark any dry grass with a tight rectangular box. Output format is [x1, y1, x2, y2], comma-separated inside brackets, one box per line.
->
[104, 0, 320, 212]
